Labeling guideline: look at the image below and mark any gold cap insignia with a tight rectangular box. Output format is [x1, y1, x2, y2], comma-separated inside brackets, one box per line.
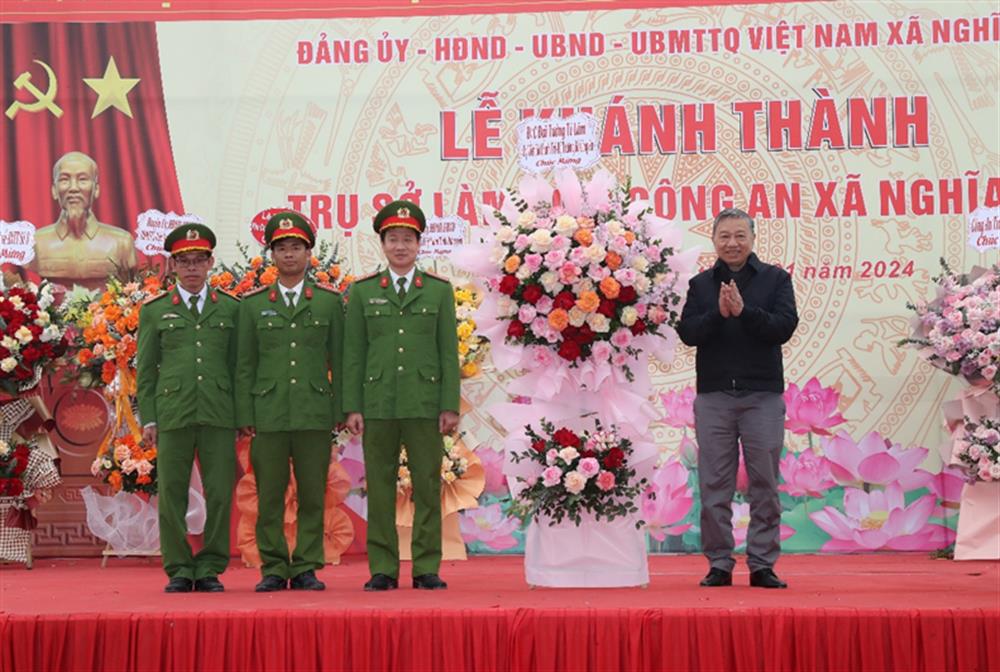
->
[396, 207, 411, 219]
[186, 229, 200, 240]
[279, 218, 294, 229]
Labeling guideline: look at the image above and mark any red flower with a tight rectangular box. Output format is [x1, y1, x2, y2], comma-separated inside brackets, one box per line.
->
[521, 284, 543, 305]
[617, 286, 637, 304]
[0, 478, 23, 497]
[553, 291, 576, 311]
[507, 320, 526, 339]
[531, 439, 548, 453]
[597, 299, 616, 318]
[602, 447, 625, 469]
[580, 449, 596, 458]
[499, 275, 519, 296]
[20, 345, 41, 364]
[629, 319, 647, 335]
[557, 339, 581, 361]
[553, 428, 581, 448]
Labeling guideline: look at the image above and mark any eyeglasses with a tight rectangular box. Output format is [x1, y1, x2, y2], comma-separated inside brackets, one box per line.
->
[174, 256, 211, 269]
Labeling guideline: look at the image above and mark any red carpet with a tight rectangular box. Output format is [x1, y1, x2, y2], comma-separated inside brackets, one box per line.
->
[2, 554, 997, 671]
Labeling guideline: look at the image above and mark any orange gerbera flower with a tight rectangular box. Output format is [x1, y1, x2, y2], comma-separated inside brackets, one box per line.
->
[547, 308, 570, 331]
[311, 256, 320, 268]
[259, 267, 279, 286]
[599, 276, 621, 300]
[250, 256, 264, 269]
[575, 290, 601, 313]
[329, 265, 341, 280]
[573, 229, 593, 246]
[316, 271, 331, 284]
[101, 361, 117, 384]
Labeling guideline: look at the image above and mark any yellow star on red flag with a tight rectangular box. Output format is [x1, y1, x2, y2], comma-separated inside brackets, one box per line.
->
[83, 56, 140, 119]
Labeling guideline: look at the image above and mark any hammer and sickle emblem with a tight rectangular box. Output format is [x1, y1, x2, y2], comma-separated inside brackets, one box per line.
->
[5, 60, 63, 119]
[397, 207, 411, 219]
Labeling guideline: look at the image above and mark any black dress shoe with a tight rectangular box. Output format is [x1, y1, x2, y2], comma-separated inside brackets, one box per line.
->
[164, 577, 193, 593]
[290, 570, 326, 591]
[363, 574, 399, 591]
[750, 568, 788, 589]
[699, 568, 733, 587]
[412, 573, 447, 590]
[194, 576, 224, 592]
[255, 575, 288, 592]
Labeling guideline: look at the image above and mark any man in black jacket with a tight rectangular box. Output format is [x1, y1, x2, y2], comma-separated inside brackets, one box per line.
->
[677, 208, 798, 589]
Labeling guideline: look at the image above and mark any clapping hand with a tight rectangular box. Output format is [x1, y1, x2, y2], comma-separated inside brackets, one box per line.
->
[720, 281, 744, 317]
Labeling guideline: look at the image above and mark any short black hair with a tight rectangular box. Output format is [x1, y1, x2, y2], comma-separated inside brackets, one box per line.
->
[712, 208, 755, 236]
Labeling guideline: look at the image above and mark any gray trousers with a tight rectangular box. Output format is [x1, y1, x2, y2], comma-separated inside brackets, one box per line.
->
[694, 391, 785, 572]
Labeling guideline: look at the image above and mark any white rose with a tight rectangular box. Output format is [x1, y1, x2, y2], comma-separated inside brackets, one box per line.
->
[539, 272, 562, 294]
[554, 215, 578, 236]
[605, 219, 624, 236]
[515, 265, 533, 280]
[40, 325, 62, 343]
[496, 297, 517, 317]
[584, 244, 606, 264]
[564, 471, 587, 495]
[1, 336, 18, 351]
[587, 313, 610, 333]
[0, 440, 9, 457]
[633, 275, 651, 293]
[558, 446, 580, 463]
[34, 311, 51, 327]
[528, 229, 553, 252]
[14, 326, 33, 345]
[630, 255, 649, 272]
[518, 211, 537, 227]
[495, 225, 516, 244]
[568, 306, 588, 327]
[621, 306, 639, 327]
[0, 357, 17, 372]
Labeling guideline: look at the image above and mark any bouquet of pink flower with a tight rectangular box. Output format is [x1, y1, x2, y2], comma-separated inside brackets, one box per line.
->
[954, 416, 1000, 482]
[510, 419, 647, 526]
[900, 260, 999, 393]
[485, 169, 688, 380]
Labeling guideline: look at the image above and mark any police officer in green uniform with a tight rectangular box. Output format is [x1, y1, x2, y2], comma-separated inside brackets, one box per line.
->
[136, 224, 239, 593]
[235, 211, 344, 592]
[344, 200, 460, 591]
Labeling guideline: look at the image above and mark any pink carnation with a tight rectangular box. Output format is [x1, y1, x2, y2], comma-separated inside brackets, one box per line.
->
[596, 470, 616, 491]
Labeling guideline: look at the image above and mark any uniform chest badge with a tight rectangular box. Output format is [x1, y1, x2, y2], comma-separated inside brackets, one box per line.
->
[304, 287, 313, 300]
[162, 312, 181, 320]
[414, 276, 423, 288]
[368, 298, 388, 305]
[260, 309, 279, 317]
[380, 277, 389, 288]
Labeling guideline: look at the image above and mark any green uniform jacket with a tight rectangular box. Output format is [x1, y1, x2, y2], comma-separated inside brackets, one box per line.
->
[136, 288, 239, 431]
[343, 269, 460, 420]
[234, 281, 344, 431]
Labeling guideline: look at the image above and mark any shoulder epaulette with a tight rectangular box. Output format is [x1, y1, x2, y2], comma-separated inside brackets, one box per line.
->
[243, 284, 270, 297]
[421, 270, 451, 283]
[142, 291, 169, 306]
[353, 271, 381, 283]
[217, 288, 241, 300]
[314, 283, 341, 294]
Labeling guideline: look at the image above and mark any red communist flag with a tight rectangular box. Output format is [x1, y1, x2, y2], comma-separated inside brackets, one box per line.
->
[1, 22, 184, 282]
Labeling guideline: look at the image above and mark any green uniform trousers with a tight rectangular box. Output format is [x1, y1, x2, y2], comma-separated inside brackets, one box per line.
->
[250, 430, 331, 579]
[157, 426, 236, 580]
[364, 418, 442, 578]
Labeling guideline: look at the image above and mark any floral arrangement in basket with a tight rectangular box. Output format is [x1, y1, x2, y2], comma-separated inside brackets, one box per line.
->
[90, 434, 158, 495]
[510, 419, 647, 527]
[210, 241, 353, 297]
[0, 281, 69, 395]
[0, 439, 31, 497]
[899, 259, 999, 394]
[61, 273, 166, 390]
[954, 416, 1000, 482]
[396, 436, 470, 492]
[487, 171, 686, 379]
[455, 285, 489, 378]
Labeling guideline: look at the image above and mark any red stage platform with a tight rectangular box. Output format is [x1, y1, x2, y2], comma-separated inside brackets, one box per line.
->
[2, 554, 996, 671]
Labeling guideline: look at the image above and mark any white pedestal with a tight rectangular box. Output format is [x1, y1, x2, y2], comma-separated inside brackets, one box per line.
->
[524, 514, 648, 587]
